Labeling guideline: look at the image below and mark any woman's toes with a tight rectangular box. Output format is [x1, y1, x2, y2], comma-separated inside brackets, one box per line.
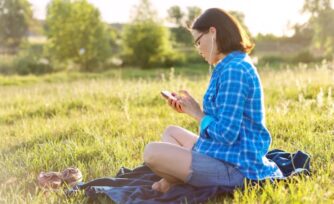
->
[152, 178, 173, 193]
[159, 179, 171, 193]
[154, 179, 171, 193]
[152, 181, 161, 191]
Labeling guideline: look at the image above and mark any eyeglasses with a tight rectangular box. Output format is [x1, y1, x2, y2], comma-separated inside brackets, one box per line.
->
[194, 31, 208, 48]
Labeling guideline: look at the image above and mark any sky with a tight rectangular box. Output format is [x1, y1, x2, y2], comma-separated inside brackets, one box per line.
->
[28, 0, 314, 36]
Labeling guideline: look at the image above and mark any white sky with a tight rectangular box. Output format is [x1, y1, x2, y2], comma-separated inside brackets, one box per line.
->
[28, 0, 318, 36]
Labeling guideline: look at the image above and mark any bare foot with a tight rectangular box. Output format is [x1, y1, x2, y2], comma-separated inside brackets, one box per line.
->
[152, 178, 172, 193]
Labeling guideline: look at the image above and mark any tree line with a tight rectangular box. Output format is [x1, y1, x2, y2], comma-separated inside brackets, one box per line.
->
[0, 0, 333, 74]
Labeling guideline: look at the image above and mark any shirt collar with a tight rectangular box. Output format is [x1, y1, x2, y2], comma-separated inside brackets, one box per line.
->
[212, 51, 245, 74]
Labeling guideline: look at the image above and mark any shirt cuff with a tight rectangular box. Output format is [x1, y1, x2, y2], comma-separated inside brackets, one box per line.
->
[200, 115, 215, 133]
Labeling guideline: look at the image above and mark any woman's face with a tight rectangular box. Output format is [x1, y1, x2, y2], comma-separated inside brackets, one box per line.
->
[191, 28, 219, 64]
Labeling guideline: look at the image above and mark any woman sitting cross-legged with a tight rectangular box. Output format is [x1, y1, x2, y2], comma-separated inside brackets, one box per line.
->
[143, 8, 283, 193]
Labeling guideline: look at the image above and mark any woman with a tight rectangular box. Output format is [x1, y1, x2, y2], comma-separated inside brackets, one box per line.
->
[143, 8, 283, 193]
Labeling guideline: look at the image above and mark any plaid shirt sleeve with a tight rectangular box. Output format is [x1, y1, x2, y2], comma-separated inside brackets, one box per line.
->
[202, 66, 250, 145]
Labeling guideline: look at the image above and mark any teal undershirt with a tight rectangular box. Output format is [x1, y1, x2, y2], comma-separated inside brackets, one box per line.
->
[200, 115, 215, 133]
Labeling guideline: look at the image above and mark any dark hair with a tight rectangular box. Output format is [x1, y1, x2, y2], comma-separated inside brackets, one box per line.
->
[191, 8, 254, 54]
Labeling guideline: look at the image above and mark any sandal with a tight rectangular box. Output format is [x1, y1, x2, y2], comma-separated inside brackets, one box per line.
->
[37, 171, 63, 189]
[61, 167, 82, 187]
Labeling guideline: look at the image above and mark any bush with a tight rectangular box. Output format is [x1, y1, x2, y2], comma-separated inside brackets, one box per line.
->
[170, 27, 193, 46]
[258, 51, 323, 66]
[257, 55, 286, 66]
[152, 51, 186, 67]
[290, 51, 322, 64]
[121, 0, 181, 68]
[14, 44, 53, 75]
[122, 21, 175, 68]
[45, 0, 112, 71]
[0, 55, 15, 74]
[183, 49, 205, 64]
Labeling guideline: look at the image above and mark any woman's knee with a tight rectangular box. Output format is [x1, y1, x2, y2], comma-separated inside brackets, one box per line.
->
[143, 142, 160, 167]
[161, 125, 179, 140]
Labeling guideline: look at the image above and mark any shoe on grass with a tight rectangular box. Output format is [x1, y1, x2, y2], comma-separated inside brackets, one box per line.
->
[37, 171, 62, 190]
[61, 167, 83, 187]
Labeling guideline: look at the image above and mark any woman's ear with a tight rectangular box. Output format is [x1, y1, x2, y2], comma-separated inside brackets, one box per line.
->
[209, 27, 216, 32]
[209, 27, 216, 39]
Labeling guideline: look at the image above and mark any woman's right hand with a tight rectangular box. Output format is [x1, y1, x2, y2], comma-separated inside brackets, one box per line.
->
[167, 92, 184, 113]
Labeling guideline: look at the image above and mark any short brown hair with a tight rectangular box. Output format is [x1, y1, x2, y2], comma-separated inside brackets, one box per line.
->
[191, 8, 254, 54]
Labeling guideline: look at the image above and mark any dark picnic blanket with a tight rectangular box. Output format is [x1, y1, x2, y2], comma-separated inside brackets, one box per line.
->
[67, 149, 311, 204]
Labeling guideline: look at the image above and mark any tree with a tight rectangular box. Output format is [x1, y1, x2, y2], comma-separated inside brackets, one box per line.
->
[302, 0, 334, 57]
[0, 0, 32, 53]
[166, 6, 201, 45]
[166, 5, 202, 28]
[167, 6, 184, 26]
[290, 23, 313, 45]
[45, 0, 112, 71]
[130, 0, 157, 22]
[302, 0, 332, 16]
[310, 9, 334, 56]
[185, 7, 202, 27]
[122, 0, 176, 68]
[229, 11, 252, 38]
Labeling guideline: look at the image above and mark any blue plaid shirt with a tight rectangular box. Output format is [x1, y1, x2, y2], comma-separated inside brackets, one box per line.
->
[193, 51, 283, 180]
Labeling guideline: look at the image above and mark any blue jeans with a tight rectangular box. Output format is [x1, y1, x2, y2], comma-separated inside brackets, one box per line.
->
[185, 151, 245, 187]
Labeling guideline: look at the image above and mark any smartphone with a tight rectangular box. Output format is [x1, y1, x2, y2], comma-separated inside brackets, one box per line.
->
[161, 90, 177, 101]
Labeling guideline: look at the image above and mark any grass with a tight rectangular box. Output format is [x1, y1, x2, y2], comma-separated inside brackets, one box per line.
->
[0, 62, 334, 203]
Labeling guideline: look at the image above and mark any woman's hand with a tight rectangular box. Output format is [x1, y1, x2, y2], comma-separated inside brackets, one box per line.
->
[167, 92, 184, 113]
[175, 90, 205, 122]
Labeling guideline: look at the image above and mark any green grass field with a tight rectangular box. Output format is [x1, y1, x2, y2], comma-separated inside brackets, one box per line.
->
[1, 62, 334, 203]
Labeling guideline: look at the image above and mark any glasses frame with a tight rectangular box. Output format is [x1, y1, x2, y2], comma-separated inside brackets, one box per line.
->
[194, 31, 209, 48]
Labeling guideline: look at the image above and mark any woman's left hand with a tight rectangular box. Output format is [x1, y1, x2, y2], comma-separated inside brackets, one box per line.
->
[176, 90, 205, 122]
